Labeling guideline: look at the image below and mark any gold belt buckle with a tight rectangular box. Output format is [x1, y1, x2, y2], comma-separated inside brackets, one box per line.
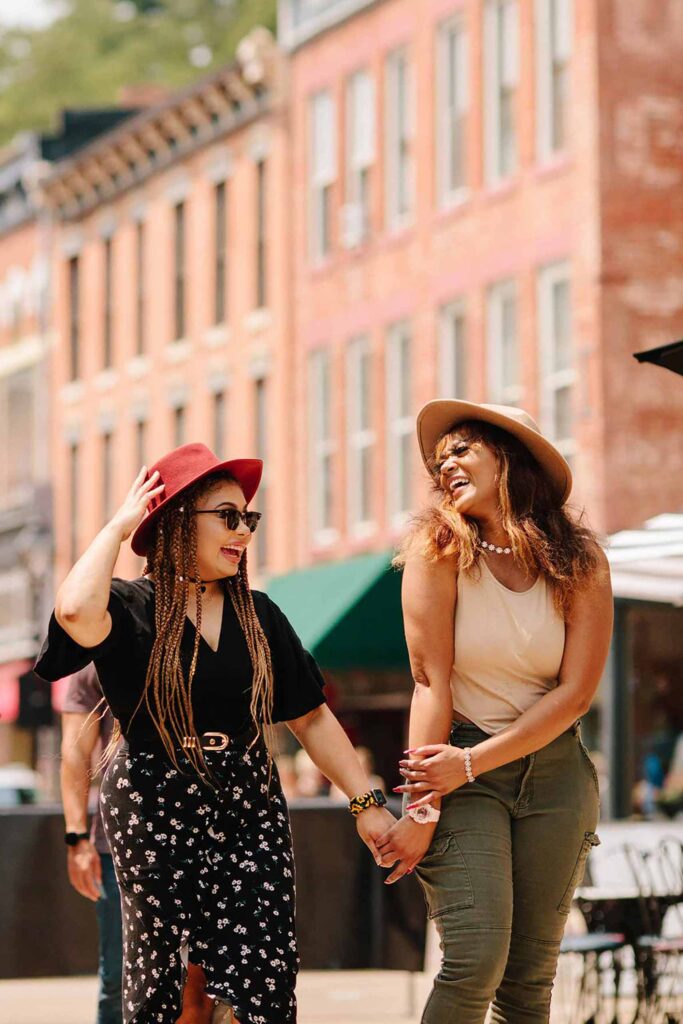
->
[201, 731, 230, 752]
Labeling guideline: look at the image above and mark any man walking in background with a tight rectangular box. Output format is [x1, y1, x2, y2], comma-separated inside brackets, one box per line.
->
[61, 664, 123, 1024]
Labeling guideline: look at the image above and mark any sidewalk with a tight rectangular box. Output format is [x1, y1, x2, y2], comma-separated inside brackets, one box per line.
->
[0, 969, 640, 1024]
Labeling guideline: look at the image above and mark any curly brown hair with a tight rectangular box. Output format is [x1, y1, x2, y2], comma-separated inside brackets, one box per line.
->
[106, 472, 274, 780]
[394, 420, 606, 619]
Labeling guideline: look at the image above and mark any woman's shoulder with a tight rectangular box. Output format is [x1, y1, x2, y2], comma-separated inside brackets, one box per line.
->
[110, 575, 155, 613]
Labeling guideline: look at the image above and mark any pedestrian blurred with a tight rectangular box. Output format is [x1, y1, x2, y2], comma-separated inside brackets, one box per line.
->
[274, 753, 298, 801]
[61, 664, 123, 1024]
[36, 443, 395, 1024]
[377, 401, 613, 1024]
[293, 747, 327, 797]
[329, 746, 385, 801]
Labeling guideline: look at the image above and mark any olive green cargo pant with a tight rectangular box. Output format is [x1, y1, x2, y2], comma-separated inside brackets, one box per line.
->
[415, 721, 600, 1024]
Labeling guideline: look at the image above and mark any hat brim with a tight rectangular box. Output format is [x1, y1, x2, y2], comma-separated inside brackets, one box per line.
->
[417, 400, 572, 504]
[131, 458, 263, 557]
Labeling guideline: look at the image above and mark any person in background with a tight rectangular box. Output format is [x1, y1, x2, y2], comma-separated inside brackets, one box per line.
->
[61, 664, 123, 1024]
[329, 747, 385, 802]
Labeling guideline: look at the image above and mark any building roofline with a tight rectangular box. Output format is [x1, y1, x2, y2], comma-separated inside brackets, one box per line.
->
[278, 0, 386, 53]
[41, 27, 281, 218]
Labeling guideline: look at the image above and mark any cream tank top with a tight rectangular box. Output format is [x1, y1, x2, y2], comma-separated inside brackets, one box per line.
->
[451, 558, 566, 734]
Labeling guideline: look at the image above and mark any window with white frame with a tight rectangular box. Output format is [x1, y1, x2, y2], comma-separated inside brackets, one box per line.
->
[438, 301, 468, 398]
[484, 0, 519, 182]
[346, 336, 375, 530]
[385, 48, 413, 228]
[309, 90, 336, 262]
[437, 16, 469, 204]
[344, 69, 375, 247]
[386, 322, 413, 521]
[536, 0, 572, 158]
[309, 349, 336, 539]
[487, 281, 521, 405]
[538, 263, 574, 460]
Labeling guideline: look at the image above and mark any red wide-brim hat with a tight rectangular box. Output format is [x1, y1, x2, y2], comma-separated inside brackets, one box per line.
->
[131, 443, 263, 556]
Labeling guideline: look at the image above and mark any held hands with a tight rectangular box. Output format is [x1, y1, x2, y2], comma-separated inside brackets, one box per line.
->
[110, 466, 165, 541]
[355, 806, 398, 866]
[375, 816, 436, 884]
[394, 745, 468, 809]
[67, 840, 103, 902]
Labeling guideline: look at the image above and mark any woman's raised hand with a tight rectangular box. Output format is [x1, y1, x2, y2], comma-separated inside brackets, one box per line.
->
[394, 745, 468, 808]
[110, 467, 164, 541]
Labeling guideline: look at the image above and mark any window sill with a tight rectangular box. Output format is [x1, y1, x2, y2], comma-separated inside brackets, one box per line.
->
[126, 356, 151, 379]
[60, 380, 85, 404]
[204, 324, 230, 348]
[534, 153, 573, 181]
[94, 369, 118, 391]
[244, 308, 272, 335]
[164, 339, 193, 363]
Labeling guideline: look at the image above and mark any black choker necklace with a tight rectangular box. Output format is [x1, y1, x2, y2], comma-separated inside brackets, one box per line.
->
[177, 575, 225, 594]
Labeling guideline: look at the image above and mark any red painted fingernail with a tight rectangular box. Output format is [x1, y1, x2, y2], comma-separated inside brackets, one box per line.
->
[406, 803, 416, 810]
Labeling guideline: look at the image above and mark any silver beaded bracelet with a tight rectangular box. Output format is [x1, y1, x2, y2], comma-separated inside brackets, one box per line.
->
[463, 747, 476, 784]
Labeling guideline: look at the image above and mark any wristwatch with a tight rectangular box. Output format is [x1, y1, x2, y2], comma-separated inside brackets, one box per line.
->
[64, 831, 90, 846]
[406, 805, 441, 825]
[349, 789, 388, 817]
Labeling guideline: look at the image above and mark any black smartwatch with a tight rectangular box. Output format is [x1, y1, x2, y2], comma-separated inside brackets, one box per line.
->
[348, 789, 388, 817]
[64, 831, 90, 846]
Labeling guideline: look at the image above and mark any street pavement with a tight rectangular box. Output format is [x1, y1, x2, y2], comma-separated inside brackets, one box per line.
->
[0, 969, 642, 1024]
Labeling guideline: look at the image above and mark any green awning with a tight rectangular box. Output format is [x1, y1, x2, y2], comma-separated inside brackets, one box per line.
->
[264, 551, 409, 670]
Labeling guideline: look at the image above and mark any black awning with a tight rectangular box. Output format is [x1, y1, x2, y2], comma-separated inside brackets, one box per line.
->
[633, 339, 683, 377]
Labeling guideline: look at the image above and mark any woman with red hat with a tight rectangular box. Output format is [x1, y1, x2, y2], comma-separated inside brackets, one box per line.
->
[35, 443, 395, 1024]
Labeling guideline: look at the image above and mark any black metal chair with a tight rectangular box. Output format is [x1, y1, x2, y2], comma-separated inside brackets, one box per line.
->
[622, 840, 683, 1024]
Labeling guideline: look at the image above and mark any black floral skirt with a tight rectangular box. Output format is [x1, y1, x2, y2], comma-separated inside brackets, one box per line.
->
[100, 739, 298, 1024]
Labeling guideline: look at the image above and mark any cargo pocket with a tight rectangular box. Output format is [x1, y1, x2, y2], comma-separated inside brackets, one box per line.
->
[416, 831, 474, 919]
[557, 832, 600, 915]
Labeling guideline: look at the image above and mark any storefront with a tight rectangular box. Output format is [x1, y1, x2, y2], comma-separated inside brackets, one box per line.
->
[266, 551, 412, 788]
[601, 514, 683, 819]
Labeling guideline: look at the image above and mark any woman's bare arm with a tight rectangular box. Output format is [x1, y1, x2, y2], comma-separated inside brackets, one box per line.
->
[55, 468, 163, 648]
[400, 551, 614, 806]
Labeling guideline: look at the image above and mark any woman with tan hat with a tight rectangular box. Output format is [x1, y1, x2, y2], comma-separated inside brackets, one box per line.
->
[35, 443, 395, 1024]
[375, 402, 613, 1023]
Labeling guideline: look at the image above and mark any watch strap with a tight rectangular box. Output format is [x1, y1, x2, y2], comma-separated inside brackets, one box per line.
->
[64, 831, 90, 846]
[348, 789, 387, 817]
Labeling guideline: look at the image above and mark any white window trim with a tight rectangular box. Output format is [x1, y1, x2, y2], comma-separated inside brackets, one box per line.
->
[346, 336, 376, 535]
[342, 69, 375, 249]
[386, 322, 413, 525]
[438, 299, 467, 399]
[487, 280, 522, 405]
[538, 261, 575, 459]
[436, 15, 469, 208]
[385, 48, 414, 232]
[309, 90, 337, 263]
[535, 0, 573, 161]
[309, 349, 338, 545]
[484, 0, 519, 184]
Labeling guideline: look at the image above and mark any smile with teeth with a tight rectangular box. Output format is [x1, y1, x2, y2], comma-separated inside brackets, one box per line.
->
[221, 546, 244, 560]
[449, 477, 471, 492]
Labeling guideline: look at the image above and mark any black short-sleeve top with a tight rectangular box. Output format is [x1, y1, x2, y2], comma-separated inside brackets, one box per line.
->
[35, 578, 326, 744]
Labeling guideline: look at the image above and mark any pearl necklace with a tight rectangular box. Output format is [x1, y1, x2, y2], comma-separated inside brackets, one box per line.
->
[480, 539, 512, 556]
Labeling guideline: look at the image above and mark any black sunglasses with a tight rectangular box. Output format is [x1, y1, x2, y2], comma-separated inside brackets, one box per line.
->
[194, 508, 262, 533]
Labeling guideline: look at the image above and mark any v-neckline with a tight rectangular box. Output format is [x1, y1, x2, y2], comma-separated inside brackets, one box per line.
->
[186, 591, 227, 655]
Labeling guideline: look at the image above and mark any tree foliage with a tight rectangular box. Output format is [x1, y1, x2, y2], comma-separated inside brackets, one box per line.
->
[0, 0, 277, 147]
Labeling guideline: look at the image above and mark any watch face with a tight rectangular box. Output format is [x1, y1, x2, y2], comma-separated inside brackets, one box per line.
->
[371, 789, 387, 807]
[414, 807, 429, 823]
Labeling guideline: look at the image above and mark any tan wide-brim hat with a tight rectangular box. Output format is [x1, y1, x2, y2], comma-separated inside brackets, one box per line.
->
[417, 400, 572, 504]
